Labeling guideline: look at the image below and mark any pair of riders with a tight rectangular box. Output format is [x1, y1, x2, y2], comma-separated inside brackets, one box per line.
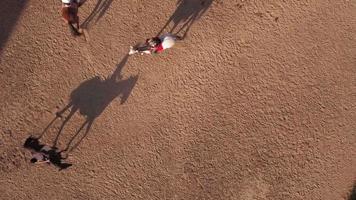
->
[61, 0, 178, 54]
[129, 33, 178, 55]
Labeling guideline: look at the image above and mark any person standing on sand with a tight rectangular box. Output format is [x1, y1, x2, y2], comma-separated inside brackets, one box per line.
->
[61, 0, 86, 36]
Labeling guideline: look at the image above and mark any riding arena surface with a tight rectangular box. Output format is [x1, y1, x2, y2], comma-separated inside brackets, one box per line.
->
[0, 0, 355, 199]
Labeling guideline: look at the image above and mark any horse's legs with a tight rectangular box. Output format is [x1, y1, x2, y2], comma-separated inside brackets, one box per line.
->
[71, 119, 93, 152]
[157, 16, 173, 37]
[175, 15, 196, 39]
[62, 119, 88, 152]
[136, 45, 151, 52]
[64, 119, 93, 153]
[75, 16, 81, 33]
[56, 102, 73, 118]
[53, 105, 77, 147]
[38, 116, 60, 140]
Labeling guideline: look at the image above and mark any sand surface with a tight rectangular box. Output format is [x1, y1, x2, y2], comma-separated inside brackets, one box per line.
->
[0, 0, 355, 199]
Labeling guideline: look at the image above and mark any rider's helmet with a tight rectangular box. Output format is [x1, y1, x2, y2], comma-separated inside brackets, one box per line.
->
[147, 37, 161, 47]
[62, 0, 71, 4]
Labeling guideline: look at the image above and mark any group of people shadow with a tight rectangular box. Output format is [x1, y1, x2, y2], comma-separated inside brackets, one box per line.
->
[23, 0, 213, 170]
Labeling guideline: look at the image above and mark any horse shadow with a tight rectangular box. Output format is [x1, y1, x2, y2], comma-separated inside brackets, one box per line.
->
[81, 0, 113, 29]
[53, 54, 138, 153]
[157, 0, 213, 39]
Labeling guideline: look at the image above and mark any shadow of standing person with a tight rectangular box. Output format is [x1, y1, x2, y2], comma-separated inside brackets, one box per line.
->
[157, 0, 213, 39]
[81, 0, 113, 29]
[349, 182, 356, 200]
[54, 54, 138, 153]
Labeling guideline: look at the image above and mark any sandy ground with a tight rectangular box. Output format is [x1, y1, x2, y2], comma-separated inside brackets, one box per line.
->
[0, 0, 355, 199]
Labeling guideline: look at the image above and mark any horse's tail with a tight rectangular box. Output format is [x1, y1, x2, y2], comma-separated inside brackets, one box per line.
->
[68, 23, 81, 36]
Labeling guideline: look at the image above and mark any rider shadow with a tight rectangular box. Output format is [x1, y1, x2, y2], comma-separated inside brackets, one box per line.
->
[81, 0, 113, 29]
[157, 0, 213, 39]
[53, 54, 138, 153]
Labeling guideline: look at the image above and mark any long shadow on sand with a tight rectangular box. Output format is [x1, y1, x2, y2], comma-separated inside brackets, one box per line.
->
[52, 54, 138, 153]
[0, 0, 27, 55]
[157, 0, 213, 39]
[81, 0, 113, 29]
[349, 183, 356, 200]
